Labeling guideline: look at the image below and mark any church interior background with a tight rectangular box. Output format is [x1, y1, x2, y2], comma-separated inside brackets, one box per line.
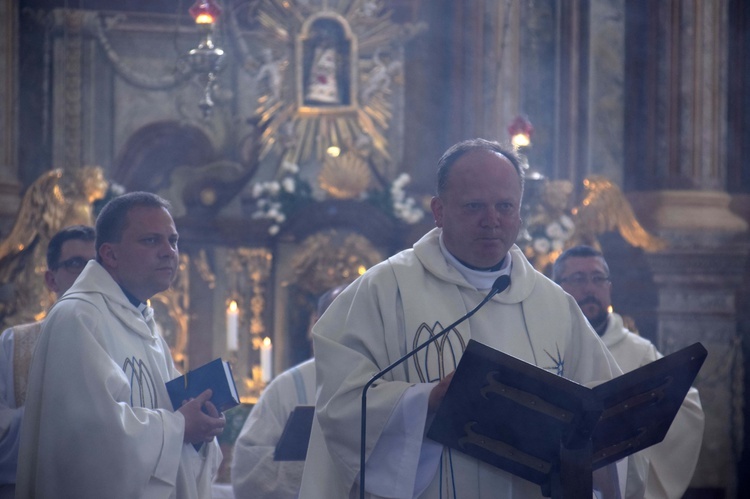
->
[0, 0, 748, 496]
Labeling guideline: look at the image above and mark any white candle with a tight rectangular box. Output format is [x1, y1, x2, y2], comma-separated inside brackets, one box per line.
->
[260, 337, 273, 382]
[226, 301, 239, 351]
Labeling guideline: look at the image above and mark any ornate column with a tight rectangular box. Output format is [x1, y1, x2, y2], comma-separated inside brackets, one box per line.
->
[49, 9, 85, 171]
[444, 0, 523, 143]
[0, 0, 20, 230]
[625, 1, 747, 494]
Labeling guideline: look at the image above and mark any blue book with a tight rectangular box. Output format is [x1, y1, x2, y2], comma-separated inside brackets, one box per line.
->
[166, 358, 240, 413]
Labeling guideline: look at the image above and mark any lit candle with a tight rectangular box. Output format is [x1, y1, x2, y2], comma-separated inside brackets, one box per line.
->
[226, 300, 239, 351]
[260, 337, 273, 382]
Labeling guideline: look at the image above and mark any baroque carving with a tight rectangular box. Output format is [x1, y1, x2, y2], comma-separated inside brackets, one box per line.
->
[224, 247, 273, 399]
[0, 166, 108, 328]
[225, 249, 272, 338]
[194, 249, 217, 289]
[290, 229, 383, 296]
[227, 0, 424, 168]
[150, 253, 191, 370]
[519, 175, 666, 273]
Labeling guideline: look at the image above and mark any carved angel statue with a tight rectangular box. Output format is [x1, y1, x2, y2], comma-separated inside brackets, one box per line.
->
[255, 48, 285, 103]
[0, 166, 108, 329]
[361, 48, 403, 104]
[520, 175, 665, 274]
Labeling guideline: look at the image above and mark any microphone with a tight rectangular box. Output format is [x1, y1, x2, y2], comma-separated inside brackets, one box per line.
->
[359, 274, 511, 498]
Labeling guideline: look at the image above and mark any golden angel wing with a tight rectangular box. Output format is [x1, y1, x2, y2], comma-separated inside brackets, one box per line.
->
[0, 167, 106, 328]
[571, 176, 667, 252]
[0, 170, 66, 283]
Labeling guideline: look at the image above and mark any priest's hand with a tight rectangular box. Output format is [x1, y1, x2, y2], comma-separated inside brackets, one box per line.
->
[428, 371, 455, 413]
[178, 388, 227, 444]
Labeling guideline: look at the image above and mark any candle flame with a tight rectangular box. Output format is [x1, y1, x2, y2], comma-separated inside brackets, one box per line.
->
[229, 300, 238, 312]
[262, 337, 272, 347]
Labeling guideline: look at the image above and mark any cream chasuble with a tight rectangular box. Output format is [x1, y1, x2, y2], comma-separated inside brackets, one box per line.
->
[300, 229, 623, 499]
[16, 262, 221, 499]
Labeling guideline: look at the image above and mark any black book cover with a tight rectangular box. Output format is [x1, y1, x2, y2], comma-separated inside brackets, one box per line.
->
[427, 340, 706, 487]
[274, 405, 315, 461]
[166, 358, 241, 413]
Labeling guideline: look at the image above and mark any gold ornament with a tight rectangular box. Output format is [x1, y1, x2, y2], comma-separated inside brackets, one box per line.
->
[571, 176, 667, 252]
[318, 151, 371, 199]
[0, 166, 108, 328]
[291, 229, 382, 296]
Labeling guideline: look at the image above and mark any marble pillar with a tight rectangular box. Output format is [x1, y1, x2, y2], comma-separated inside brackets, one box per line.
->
[0, 0, 20, 231]
[626, 1, 747, 494]
[50, 9, 85, 172]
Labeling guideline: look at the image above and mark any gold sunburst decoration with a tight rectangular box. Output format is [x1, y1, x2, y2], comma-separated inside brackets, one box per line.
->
[241, 0, 424, 170]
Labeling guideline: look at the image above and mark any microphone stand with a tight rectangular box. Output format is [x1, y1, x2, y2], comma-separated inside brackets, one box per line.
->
[359, 275, 510, 499]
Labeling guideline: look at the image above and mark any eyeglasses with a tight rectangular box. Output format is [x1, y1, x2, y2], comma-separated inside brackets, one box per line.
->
[52, 256, 90, 273]
[558, 273, 610, 288]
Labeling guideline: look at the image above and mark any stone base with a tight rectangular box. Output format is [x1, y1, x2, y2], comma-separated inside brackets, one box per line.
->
[627, 189, 749, 495]
[628, 190, 748, 233]
[730, 193, 750, 227]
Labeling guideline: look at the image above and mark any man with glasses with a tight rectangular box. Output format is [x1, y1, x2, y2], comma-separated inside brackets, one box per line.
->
[553, 245, 704, 499]
[16, 192, 223, 499]
[0, 225, 95, 499]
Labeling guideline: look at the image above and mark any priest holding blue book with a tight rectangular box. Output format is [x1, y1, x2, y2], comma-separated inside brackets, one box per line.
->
[16, 192, 225, 499]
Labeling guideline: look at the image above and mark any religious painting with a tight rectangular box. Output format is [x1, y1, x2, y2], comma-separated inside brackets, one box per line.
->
[297, 15, 356, 112]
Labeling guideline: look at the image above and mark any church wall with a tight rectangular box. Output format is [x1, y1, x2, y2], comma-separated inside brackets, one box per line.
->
[0, 0, 749, 496]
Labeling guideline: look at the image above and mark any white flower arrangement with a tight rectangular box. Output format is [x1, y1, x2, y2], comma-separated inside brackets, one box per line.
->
[386, 173, 425, 224]
[363, 172, 425, 224]
[249, 161, 312, 235]
[530, 214, 575, 255]
[249, 164, 424, 235]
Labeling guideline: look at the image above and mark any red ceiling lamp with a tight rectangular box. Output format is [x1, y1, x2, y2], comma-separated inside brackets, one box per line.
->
[507, 115, 534, 149]
[189, 0, 222, 25]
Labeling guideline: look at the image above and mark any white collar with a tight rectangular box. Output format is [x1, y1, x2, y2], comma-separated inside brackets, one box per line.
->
[438, 232, 512, 291]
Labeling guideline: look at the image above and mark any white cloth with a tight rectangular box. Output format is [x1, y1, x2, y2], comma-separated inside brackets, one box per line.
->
[0, 320, 44, 499]
[232, 359, 316, 499]
[0, 328, 21, 487]
[603, 313, 704, 499]
[16, 261, 221, 499]
[299, 228, 626, 499]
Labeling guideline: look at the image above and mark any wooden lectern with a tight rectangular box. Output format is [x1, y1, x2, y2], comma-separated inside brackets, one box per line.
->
[427, 340, 707, 498]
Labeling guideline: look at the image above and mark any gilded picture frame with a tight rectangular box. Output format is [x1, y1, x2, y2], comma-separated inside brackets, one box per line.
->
[296, 12, 359, 116]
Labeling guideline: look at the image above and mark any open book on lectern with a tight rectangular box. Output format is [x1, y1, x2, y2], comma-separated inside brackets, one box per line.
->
[427, 339, 706, 490]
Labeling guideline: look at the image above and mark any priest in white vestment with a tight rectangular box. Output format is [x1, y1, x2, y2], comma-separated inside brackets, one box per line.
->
[16, 192, 224, 499]
[0, 225, 95, 499]
[232, 285, 345, 499]
[554, 245, 705, 499]
[300, 139, 638, 499]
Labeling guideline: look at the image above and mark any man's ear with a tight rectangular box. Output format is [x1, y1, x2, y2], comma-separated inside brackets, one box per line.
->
[431, 196, 444, 228]
[44, 270, 60, 294]
[98, 243, 117, 267]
